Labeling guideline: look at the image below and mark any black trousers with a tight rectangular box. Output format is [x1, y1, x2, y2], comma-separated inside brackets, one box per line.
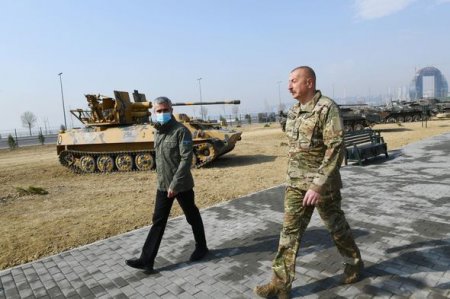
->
[140, 189, 207, 265]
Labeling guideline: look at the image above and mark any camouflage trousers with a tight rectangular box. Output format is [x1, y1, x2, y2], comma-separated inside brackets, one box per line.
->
[272, 186, 362, 288]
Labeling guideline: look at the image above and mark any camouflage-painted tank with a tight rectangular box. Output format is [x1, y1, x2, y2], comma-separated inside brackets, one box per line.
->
[378, 100, 429, 123]
[56, 90, 242, 173]
[171, 101, 242, 167]
[339, 104, 382, 131]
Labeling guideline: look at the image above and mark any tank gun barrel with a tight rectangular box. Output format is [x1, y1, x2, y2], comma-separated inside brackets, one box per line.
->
[338, 104, 368, 107]
[172, 100, 240, 106]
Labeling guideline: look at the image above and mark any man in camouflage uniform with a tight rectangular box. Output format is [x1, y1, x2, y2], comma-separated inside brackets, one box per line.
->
[255, 66, 363, 298]
[126, 96, 208, 273]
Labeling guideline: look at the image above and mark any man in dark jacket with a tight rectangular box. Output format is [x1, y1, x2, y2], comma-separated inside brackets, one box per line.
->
[126, 96, 208, 273]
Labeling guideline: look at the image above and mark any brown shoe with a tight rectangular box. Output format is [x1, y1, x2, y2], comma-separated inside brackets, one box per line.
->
[254, 280, 290, 299]
[342, 261, 364, 284]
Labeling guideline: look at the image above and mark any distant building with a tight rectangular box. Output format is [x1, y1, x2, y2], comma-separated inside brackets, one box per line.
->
[409, 66, 448, 100]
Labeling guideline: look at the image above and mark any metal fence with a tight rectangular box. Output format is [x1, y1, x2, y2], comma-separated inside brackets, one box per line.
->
[0, 126, 61, 140]
[201, 112, 280, 126]
[0, 127, 60, 149]
[0, 133, 58, 149]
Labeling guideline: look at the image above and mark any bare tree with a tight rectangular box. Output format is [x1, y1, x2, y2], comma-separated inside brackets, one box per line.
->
[21, 111, 37, 136]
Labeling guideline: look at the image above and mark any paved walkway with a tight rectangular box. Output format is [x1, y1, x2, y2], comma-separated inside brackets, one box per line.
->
[1, 133, 450, 298]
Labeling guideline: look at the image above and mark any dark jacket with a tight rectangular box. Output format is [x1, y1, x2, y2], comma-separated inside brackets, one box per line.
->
[155, 117, 194, 193]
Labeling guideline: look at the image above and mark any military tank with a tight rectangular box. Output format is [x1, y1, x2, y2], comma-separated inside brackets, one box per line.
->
[171, 101, 242, 167]
[339, 104, 382, 131]
[56, 90, 242, 173]
[378, 100, 428, 123]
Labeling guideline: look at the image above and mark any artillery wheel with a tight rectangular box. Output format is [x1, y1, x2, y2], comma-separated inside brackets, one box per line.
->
[412, 114, 421, 122]
[80, 155, 96, 173]
[135, 153, 155, 171]
[59, 151, 75, 167]
[396, 116, 404, 123]
[97, 155, 114, 172]
[405, 115, 413, 122]
[116, 154, 133, 171]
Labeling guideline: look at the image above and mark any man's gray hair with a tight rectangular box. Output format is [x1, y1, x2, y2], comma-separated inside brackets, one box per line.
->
[154, 96, 172, 107]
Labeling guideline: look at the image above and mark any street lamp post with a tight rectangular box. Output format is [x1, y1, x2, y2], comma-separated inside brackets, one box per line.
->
[197, 77, 204, 119]
[277, 81, 282, 111]
[58, 72, 67, 130]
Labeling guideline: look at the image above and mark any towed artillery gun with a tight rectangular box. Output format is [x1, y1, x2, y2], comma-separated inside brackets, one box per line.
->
[56, 90, 242, 173]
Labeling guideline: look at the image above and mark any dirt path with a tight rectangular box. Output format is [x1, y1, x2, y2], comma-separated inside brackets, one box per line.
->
[1, 119, 450, 269]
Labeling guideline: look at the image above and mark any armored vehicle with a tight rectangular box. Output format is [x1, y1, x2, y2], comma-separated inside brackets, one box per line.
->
[171, 101, 242, 167]
[378, 100, 429, 123]
[277, 105, 380, 132]
[56, 90, 242, 173]
[339, 105, 382, 131]
[424, 98, 450, 115]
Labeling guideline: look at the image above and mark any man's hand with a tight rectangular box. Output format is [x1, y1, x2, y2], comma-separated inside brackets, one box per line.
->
[303, 189, 320, 206]
[167, 188, 177, 199]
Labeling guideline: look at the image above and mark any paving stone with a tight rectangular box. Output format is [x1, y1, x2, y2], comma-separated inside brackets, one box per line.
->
[46, 286, 63, 298]
[17, 286, 33, 298]
[32, 287, 48, 297]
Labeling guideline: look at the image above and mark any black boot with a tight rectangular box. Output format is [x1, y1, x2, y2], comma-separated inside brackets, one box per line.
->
[189, 245, 209, 262]
[125, 258, 156, 274]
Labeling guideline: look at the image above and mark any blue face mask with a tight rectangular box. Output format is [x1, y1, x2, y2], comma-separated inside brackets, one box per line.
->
[156, 112, 171, 124]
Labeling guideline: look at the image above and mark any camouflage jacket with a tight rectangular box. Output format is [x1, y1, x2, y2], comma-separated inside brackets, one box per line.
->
[285, 90, 344, 193]
[155, 117, 194, 193]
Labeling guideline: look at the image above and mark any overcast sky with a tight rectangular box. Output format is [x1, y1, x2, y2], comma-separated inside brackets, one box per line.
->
[1, 0, 449, 132]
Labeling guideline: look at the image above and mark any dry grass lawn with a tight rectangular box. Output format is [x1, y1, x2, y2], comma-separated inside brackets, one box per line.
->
[1, 119, 450, 270]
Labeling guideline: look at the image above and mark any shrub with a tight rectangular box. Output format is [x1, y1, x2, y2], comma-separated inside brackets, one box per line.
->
[38, 131, 45, 145]
[8, 134, 17, 149]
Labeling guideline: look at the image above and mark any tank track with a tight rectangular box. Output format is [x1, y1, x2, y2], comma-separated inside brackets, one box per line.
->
[59, 142, 218, 173]
[58, 149, 155, 173]
[193, 142, 217, 168]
